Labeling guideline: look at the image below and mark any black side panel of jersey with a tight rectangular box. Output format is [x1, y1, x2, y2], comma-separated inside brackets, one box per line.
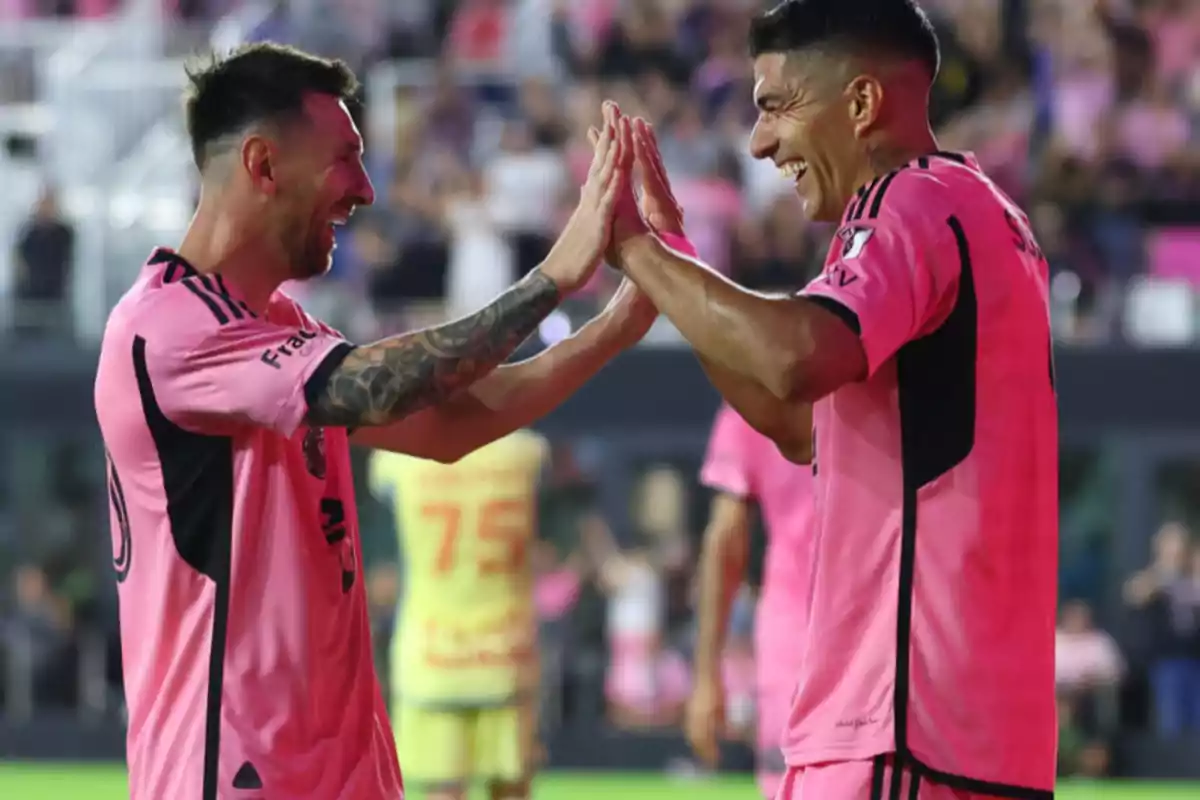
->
[890, 218, 1051, 798]
[893, 212, 978, 768]
[132, 335, 235, 800]
[895, 215, 978, 490]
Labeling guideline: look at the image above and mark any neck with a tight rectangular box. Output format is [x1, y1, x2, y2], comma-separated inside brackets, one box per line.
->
[854, 124, 940, 195]
[177, 193, 285, 313]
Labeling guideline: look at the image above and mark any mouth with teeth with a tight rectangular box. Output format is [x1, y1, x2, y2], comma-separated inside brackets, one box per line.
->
[778, 160, 808, 183]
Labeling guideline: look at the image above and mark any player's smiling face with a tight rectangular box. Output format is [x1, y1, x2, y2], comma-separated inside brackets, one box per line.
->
[749, 52, 872, 223]
[277, 93, 375, 280]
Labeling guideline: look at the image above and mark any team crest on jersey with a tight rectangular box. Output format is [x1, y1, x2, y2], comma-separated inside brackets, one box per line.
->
[302, 427, 327, 479]
[837, 225, 874, 260]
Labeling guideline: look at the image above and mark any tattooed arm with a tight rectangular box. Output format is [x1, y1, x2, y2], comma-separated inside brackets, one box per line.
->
[305, 269, 561, 428]
[350, 279, 656, 462]
[307, 114, 630, 429]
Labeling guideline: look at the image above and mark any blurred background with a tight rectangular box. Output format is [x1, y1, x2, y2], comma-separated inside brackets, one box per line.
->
[0, 0, 1198, 793]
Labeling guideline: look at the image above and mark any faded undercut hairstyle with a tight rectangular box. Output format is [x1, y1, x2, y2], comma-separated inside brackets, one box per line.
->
[749, 0, 941, 83]
[183, 42, 360, 171]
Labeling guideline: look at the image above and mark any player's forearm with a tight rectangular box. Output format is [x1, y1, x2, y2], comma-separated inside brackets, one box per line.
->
[697, 356, 813, 465]
[613, 235, 808, 399]
[307, 269, 561, 428]
[693, 514, 748, 683]
[352, 307, 637, 461]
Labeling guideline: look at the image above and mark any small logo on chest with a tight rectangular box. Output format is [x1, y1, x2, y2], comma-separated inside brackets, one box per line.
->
[837, 225, 873, 261]
[302, 427, 327, 479]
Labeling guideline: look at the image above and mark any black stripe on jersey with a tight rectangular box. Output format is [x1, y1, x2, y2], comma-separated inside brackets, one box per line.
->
[891, 218, 1051, 799]
[933, 150, 968, 165]
[846, 176, 881, 222]
[215, 275, 257, 319]
[132, 336, 235, 800]
[149, 249, 198, 284]
[198, 274, 245, 321]
[907, 770, 921, 800]
[842, 183, 869, 225]
[888, 758, 905, 800]
[182, 278, 230, 325]
[910, 759, 1053, 799]
[866, 167, 905, 220]
[916, 156, 929, 170]
[869, 755, 886, 800]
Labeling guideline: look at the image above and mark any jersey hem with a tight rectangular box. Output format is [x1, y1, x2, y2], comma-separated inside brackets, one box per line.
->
[781, 733, 894, 767]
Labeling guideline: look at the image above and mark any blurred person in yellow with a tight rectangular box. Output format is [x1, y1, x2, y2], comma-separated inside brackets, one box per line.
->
[369, 429, 549, 800]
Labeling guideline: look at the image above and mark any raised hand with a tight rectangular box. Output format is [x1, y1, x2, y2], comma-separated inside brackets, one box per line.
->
[588, 102, 648, 245]
[540, 117, 627, 293]
[631, 117, 685, 237]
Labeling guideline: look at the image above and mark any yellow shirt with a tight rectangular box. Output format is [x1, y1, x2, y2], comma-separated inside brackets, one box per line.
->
[369, 430, 547, 707]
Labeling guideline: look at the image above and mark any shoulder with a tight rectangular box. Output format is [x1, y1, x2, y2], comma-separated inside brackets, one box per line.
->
[110, 277, 283, 364]
[836, 162, 981, 260]
[269, 290, 345, 339]
[845, 164, 956, 229]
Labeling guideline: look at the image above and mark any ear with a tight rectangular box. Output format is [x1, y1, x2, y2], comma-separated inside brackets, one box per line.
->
[241, 135, 277, 195]
[846, 74, 884, 138]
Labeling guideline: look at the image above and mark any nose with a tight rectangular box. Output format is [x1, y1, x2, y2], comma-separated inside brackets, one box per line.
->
[356, 170, 376, 208]
[748, 118, 778, 162]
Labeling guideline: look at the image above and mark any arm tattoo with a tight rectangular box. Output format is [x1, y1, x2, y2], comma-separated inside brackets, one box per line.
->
[307, 270, 560, 427]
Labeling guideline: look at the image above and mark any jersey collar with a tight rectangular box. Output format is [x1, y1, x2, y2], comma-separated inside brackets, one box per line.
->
[146, 247, 254, 314]
[841, 150, 979, 221]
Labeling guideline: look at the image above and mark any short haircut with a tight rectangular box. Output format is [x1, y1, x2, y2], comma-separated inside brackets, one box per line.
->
[183, 42, 360, 171]
[749, 0, 940, 81]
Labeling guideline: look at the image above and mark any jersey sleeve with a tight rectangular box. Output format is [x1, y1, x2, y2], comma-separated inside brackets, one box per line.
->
[699, 405, 755, 498]
[145, 300, 354, 437]
[801, 174, 960, 376]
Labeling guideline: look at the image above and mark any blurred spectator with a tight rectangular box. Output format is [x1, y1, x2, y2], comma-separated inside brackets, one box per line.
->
[12, 185, 74, 339]
[2, 562, 77, 710]
[597, 535, 689, 729]
[1124, 521, 1200, 736]
[447, 160, 515, 317]
[1056, 599, 1123, 741]
[483, 117, 564, 279]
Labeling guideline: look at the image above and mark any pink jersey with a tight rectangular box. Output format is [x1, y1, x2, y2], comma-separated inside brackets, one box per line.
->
[700, 404, 814, 694]
[783, 153, 1058, 797]
[94, 249, 403, 800]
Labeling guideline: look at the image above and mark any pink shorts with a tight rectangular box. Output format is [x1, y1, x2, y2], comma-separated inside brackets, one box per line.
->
[774, 757, 994, 800]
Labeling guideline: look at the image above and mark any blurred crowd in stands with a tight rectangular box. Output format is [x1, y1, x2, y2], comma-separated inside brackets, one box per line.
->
[5, 0, 1200, 344]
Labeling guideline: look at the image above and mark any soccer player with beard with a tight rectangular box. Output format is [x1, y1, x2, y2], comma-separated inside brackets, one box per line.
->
[599, 0, 1059, 796]
[95, 43, 656, 800]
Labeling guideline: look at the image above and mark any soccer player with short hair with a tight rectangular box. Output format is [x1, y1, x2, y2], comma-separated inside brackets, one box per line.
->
[369, 428, 548, 800]
[95, 43, 655, 800]
[687, 404, 815, 799]
[600, 0, 1059, 797]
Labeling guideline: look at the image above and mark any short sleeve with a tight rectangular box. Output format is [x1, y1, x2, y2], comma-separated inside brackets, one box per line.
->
[801, 178, 960, 377]
[699, 405, 755, 498]
[147, 311, 353, 437]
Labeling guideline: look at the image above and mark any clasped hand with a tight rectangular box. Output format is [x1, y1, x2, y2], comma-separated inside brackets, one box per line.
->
[544, 102, 686, 293]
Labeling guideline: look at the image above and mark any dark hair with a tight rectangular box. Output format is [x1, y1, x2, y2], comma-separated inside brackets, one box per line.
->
[749, 0, 940, 80]
[184, 42, 360, 170]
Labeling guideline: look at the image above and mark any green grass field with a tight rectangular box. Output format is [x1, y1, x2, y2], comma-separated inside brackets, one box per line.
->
[0, 764, 1196, 799]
